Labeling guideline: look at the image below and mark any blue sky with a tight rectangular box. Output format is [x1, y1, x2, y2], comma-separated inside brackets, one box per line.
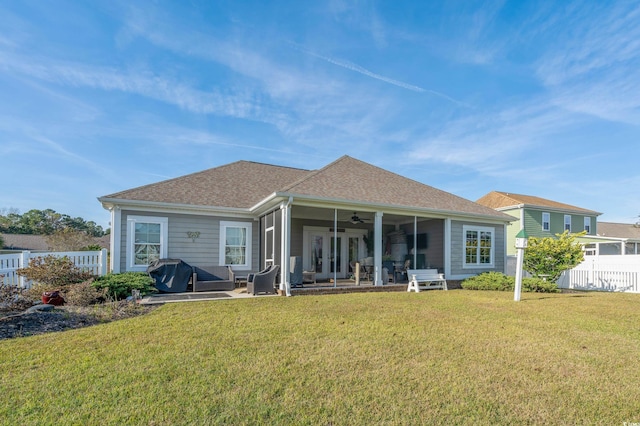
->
[1, 0, 639, 230]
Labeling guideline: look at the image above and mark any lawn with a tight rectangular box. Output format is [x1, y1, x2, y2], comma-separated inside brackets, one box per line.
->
[1, 290, 639, 425]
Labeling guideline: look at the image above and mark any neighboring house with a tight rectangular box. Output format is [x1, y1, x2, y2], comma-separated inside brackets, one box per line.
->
[476, 191, 601, 255]
[584, 221, 640, 255]
[0, 233, 110, 254]
[99, 156, 514, 293]
[1, 234, 53, 252]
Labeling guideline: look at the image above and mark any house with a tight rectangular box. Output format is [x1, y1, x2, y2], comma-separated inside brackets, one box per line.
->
[583, 221, 640, 255]
[98, 156, 514, 294]
[1, 234, 53, 252]
[476, 191, 602, 255]
[0, 233, 110, 254]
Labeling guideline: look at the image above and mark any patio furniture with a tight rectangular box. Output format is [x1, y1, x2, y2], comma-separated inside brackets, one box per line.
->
[406, 269, 447, 292]
[302, 270, 317, 284]
[247, 265, 280, 295]
[290, 256, 303, 288]
[192, 265, 235, 292]
[147, 259, 193, 293]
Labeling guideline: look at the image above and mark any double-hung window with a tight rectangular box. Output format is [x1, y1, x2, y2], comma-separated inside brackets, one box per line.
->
[542, 212, 550, 232]
[584, 217, 591, 234]
[219, 221, 252, 270]
[463, 225, 494, 268]
[127, 215, 168, 271]
[564, 215, 572, 232]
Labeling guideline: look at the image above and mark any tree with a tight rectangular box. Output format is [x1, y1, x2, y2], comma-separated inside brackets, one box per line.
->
[45, 228, 98, 251]
[523, 230, 586, 283]
[0, 208, 106, 236]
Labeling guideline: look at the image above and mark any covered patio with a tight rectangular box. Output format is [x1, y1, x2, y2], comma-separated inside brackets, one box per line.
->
[256, 202, 449, 296]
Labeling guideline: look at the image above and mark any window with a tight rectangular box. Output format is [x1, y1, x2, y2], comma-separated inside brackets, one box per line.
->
[542, 212, 550, 232]
[127, 216, 168, 271]
[463, 225, 494, 268]
[584, 217, 591, 234]
[219, 221, 252, 269]
[564, 215, 572, 232]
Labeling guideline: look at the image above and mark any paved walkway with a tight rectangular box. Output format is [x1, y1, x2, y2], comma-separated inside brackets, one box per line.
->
[139, 287, 277, 304]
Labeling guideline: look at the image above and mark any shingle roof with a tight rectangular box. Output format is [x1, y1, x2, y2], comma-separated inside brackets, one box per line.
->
[476, 191, 600, 215]
[280, 156, 508, 218]
[597, 222, 640, 240]
[0, 234, 109, 251]
[100, 156, 510, 220]
[100, 161, 310, 209]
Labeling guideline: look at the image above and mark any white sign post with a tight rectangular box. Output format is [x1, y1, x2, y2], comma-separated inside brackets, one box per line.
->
[514, 229, 528, 302]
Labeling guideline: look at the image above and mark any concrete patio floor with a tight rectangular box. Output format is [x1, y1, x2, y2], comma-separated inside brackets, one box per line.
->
[139, 279, 412, 304]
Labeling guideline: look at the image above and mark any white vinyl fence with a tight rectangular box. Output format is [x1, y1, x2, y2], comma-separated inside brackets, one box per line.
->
[508, 254, 640, 293]
[0, 249, 108, 288]
[557, 255, 640, 293]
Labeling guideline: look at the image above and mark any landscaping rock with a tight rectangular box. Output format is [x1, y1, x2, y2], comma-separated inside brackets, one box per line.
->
[26, 304, 55, 313]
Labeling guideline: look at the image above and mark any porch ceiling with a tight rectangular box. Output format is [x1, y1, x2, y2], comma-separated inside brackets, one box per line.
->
[291, 206, 427, 226]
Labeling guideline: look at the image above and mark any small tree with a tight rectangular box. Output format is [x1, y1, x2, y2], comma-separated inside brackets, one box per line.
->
[523, 230, 586, 283]
[45, 228, 96, 251]
[16, 255, 94, 289]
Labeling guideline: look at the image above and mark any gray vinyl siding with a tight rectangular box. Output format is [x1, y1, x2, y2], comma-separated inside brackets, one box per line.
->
[119, 210, 258, 272]
[450, 220, 505, 277]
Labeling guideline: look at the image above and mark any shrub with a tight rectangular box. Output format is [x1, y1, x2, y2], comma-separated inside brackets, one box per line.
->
[524, 230, 585, 282]
[16, 255, 94, 289]
[93, 272, 156, 300]
[0, 282, 34, 312]
[462, 272, 559, 293]
[462, 272, 514, 291]
[64, 279, 108, 306]
[523, 277, 559, 293]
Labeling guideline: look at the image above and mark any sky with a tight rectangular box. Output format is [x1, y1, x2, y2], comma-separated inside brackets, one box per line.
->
[1, 0, 639, 230]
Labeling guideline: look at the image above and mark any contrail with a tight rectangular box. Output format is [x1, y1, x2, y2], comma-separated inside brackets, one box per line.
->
[291, 43, 469, 107]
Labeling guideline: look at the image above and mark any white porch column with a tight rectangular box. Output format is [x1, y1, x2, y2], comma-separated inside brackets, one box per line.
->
[374, 211, 384, 286]
[110, 206, 122, 273]
[444, 218, 452, 278]
[280, 198, 292, 296]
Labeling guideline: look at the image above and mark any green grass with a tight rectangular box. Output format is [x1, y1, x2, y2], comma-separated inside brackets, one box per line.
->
[2, 291, 640, 425]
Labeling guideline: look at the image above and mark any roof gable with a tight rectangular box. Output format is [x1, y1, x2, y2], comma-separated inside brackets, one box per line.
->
[477, 191, 600, 215]
[279, 156, 509, 218]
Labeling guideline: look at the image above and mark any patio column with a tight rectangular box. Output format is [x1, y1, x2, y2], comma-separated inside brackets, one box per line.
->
[280, 198, 292, 296]
[374, 211, 383, 286]
[444, 218, 451, 278]
[110, 206, 121, 273]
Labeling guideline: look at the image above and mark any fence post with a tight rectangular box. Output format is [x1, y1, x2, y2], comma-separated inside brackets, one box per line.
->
[100, 248, 108, 276]
[19, 250, 31, 288]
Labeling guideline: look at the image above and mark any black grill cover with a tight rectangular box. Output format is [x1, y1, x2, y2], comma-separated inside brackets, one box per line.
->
[147, 259, 192, 293]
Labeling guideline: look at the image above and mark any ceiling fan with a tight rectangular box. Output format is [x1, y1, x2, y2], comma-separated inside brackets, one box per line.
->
[348, 212, 370, 224]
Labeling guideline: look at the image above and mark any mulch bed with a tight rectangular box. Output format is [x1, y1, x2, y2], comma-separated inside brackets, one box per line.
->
[0, 302, 158, 341]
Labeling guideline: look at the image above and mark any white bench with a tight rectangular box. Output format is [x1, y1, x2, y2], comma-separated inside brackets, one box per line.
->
[407, 269, 447, 292]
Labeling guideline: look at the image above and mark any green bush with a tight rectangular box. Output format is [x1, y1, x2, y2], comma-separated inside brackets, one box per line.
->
[462, 272, 559, 293]
[16, 255, 94, 289]
[523, 277, 559, 293]
[462, 272, 513, 291]
[93, 272, 156, 300]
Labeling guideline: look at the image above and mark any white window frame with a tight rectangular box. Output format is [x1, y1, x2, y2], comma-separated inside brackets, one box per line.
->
[564, 215, 572, 232]
[542, 212, 550, 232]
[584, 217, 591, 234]
[463, 225, 495, 268]
[126, 215, 168, 272]
[219, 221, 252, 270]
